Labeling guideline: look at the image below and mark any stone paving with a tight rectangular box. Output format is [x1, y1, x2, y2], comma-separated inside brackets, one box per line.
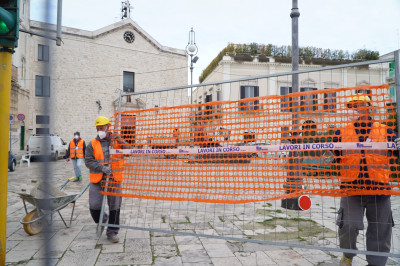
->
[5, 160, 400, 265]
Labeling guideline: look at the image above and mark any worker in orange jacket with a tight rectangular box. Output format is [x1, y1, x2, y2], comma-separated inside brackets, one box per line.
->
[84, 116, 122, 243]
[333, 95, 398, 266]
[65, 131, 86, 182]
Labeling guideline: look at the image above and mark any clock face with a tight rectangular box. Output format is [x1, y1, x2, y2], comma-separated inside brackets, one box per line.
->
[123, 31, 135, 43]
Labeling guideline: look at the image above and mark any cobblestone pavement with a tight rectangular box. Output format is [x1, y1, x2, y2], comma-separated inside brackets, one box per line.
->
[5, 160, 400, 265]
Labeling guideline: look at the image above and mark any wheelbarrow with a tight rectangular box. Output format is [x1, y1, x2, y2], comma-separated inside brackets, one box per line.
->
[18, 177, 90, 235]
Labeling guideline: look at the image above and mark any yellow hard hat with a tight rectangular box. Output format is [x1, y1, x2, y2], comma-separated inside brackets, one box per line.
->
[94, 116, 110, 126]
[346, 94, 371, 108]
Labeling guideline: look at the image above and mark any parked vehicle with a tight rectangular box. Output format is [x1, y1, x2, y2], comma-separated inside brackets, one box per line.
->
[195, 129, 268, 163]
[210, 126, 231, 147]
[237, 140, 269, 159]
[8, 151, 16, 172]
[243, 129, 256, 144]
[147, 135, 176, 159]
[147, 135, 175, 150]
[27, 134, 68, 161]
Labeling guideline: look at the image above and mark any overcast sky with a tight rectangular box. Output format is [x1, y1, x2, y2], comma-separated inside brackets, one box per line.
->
[31, 0, 400, 84]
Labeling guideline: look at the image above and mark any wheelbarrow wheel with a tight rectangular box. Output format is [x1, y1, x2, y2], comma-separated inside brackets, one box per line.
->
[23, 210, 44, 235]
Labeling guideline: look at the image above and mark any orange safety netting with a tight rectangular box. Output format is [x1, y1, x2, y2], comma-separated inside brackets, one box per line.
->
[101, 84, 400, 203]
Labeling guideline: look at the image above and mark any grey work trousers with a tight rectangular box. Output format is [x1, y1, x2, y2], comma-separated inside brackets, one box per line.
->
[337, 196, 393, 266]
[89, 182, 122, 237]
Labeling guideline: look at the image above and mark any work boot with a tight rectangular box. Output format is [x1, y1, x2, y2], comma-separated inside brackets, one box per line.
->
[107, 234, 119, 243]
[78, 175, 82, 181]
[339, 255, 352, 266]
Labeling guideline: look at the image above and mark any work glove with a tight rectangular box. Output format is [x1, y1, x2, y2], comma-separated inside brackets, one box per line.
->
[395, 138, 400, 150]
[102, 166, 112, 176]
[66, 158, 70, 162]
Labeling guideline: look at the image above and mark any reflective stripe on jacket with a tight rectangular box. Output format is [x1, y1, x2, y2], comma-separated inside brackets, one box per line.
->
[70, 139, 84, 159]
[89, 139, 106, 183]
[340, 122, 389, 183]
[89, 138, 124, 183]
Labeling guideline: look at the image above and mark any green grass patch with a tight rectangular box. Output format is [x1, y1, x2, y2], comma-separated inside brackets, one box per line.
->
[242, 216, 336, 241]
[16, 260, 30, 265]
[255, 209, 272, 216]
[173, 235, 181, 256]
[149, 233, 156, 264]
[263, 203, 273, 207]
[290, 217, 316, 222]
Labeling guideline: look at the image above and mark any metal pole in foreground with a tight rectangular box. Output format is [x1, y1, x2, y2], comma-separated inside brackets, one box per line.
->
[41, 2, 54, 265]
[0, 47, 13, 266]
[291, 0, 300, 93]
[393, 48, 400, 266]
[394, 50, 400, 135]
[282, 0, 301, 210]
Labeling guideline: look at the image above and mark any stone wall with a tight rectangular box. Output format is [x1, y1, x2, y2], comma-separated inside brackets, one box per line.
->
[15, 19, 187, 143]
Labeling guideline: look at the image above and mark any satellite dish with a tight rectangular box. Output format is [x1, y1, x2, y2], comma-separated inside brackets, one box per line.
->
[136, 98, 146, 108]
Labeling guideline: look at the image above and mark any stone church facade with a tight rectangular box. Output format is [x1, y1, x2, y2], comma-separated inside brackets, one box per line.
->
[9, 1, 187, 155]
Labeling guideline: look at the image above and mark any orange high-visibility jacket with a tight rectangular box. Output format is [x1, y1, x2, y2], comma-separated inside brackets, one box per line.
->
[340, 122, 390, 183]
[89, 138, 124, 183]
[69, 139, 85, 159]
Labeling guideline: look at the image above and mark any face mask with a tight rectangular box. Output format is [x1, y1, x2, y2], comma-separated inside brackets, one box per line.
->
[348, 109, 359, 122]
[98, 131, 107, 139]
[74, 135, 79, 140]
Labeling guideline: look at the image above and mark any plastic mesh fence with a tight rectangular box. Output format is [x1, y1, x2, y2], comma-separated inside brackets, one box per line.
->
[102, 84, 400, 203]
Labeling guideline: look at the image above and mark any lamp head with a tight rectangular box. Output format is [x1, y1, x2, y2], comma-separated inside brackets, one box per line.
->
[187, 43, 198, 55]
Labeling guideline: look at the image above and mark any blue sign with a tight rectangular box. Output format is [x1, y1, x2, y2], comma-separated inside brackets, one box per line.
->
[17, 113, 25, 121]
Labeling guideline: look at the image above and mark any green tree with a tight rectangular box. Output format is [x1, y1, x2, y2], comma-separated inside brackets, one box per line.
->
[337, 50, 345, 60]
[322, 49, 332, 59]
[265, 44, 273, 56]
[249, 42, 258, 55]
[353, 49, 379, 60]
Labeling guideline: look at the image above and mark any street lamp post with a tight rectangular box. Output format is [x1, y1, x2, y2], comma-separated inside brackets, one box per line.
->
[281, 0, 302, 210]
[186, 28, 199, 104]
[291, 0, 300, 93]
